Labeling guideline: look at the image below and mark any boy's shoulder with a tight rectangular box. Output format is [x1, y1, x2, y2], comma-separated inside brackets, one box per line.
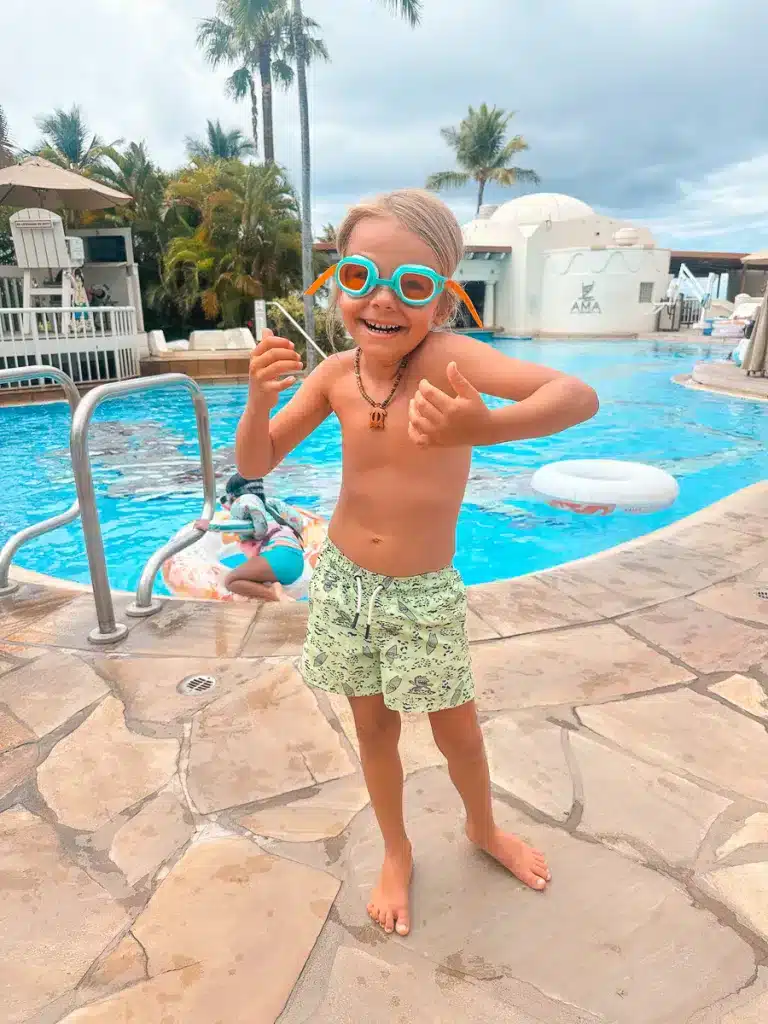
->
[416, 330, 490, 372]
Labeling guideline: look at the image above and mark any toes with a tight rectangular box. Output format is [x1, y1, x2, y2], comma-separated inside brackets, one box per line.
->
[395, 910, 410, 936]
[384, 910, 395, 934]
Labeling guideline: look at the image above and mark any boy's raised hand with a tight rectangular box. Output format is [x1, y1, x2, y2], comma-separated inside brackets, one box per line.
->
[408, 362, 492, 448]
[248, 328, 303, 407]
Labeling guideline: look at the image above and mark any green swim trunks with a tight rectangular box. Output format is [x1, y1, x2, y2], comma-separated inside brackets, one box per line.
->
[300, 540, 474, 713]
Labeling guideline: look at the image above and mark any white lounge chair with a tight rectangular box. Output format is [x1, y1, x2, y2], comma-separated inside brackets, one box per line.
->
[188, 327, 255, 351]
[147, 329, 188, 355]
[9, 207, 87, 333]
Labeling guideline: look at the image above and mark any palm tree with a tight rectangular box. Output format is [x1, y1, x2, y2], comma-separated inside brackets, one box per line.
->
[0, 105, 15, 168]
[426, 104, 540, 215]
[97, 141, 167, 236]
[185, 119, 256, 162]
[34, 104, 120, 174]
[290, 0, 422, 367]
[198, 0, 325, 165]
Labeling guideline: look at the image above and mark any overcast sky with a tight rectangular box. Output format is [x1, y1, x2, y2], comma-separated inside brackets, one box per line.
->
[4, 0, 768, 251]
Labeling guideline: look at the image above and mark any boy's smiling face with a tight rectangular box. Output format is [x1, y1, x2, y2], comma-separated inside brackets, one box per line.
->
[338, 215, 447, 364]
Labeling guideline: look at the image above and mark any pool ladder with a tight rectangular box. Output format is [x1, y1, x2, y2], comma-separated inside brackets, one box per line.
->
[0, 365, 217, 644]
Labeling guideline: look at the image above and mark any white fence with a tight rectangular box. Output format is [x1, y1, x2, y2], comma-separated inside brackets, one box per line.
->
[0, 305, 140, 389]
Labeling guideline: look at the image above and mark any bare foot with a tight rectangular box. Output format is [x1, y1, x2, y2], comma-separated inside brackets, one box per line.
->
[367, 841, 413, 935]
[467, 824, 551, 891]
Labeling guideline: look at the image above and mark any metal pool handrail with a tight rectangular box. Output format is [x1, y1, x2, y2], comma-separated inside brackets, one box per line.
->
[70, 373, 216, 644]
[0, 364, 81, 597]
[269, 300, 328, 361]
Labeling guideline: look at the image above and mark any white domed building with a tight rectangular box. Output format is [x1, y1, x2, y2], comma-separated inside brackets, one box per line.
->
[456, 193, 671, 337]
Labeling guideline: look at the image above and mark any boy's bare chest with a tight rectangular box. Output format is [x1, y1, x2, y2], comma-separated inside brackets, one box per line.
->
[335, 386, 415, 463]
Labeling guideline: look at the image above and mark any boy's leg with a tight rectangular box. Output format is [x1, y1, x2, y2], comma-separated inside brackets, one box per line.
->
[429, 701, 551, 891]
[348, 694, 412, 936]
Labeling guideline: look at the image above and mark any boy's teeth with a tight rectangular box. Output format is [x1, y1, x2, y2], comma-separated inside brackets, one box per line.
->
[364, 321, 400, 334]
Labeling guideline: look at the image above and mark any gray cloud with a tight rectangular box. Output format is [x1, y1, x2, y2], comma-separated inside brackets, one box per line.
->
[4, 0, 768, 249]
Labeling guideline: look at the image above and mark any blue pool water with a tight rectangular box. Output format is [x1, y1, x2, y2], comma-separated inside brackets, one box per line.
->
[1, 340, 765, 594]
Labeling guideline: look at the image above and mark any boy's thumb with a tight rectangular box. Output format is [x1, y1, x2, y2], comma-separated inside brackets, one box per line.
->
[447, 361, 476, 398]
[260, 327, 274, 341]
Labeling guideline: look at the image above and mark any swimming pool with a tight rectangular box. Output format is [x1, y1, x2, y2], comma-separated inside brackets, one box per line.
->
[1, 340, 765, 594]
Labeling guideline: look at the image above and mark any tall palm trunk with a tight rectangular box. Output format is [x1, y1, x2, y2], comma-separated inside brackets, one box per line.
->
[248, 77, 260, 157]
[258, 42, 276, 165]
[292, 0, 317, 370]
[476, 176, 486, 215]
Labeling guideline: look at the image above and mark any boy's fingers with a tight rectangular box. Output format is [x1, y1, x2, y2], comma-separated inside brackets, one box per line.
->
[256, 359, 303, 382]
[418, 378, 453, 413]
[253, 349, 302, 372]
[408, 421, 430, 446]
[408, 405, 435, 436]
[412, 392, 443, 425]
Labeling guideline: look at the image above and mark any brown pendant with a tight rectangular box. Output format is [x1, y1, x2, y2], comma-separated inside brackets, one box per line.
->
[369, 408, 387, 430]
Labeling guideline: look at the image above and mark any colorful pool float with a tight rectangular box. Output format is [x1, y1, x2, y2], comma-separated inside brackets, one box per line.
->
[162, 508, 327, 601]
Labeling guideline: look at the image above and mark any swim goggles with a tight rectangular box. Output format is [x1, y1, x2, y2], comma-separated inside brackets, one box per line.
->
[305, 255, 484, 329]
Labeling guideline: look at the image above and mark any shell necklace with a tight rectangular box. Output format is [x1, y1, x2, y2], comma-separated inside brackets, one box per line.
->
[354, 348, 409, 430]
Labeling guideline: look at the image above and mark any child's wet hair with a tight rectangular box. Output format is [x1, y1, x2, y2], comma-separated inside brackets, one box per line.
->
[329, 188, 465, 332]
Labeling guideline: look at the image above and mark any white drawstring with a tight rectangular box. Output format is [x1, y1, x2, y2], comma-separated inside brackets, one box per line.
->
[350, 576, 384, 638]
[351, 575, 363, 629]
[365, 585, 384, 640]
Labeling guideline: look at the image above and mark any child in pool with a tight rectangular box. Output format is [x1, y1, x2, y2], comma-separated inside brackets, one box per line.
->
[236, 189, 598, 935]
[220, 473, 304, 602]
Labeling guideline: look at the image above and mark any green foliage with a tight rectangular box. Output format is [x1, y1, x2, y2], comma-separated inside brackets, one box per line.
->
[185, 119, 256, 162]
[426, 104, 539, 213]
[268, 291, 350, 357]
[160, 160, 303, 327]
[0, 104, 15, 168]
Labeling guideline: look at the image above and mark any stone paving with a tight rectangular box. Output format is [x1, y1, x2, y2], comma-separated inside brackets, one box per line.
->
[1, 483, 768, 1023]
[682, 361, 768, 401]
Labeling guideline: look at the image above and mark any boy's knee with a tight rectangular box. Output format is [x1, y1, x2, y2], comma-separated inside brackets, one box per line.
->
[430, 712, 484, 761]
[351, 700, 400, 747]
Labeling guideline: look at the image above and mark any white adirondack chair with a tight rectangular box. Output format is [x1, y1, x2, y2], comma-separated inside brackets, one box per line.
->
[9, 208, 86, 334]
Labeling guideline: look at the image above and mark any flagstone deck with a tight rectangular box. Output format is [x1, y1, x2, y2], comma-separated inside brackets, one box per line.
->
[1, 483, 768, 1023]
[677, 361, 768, 400]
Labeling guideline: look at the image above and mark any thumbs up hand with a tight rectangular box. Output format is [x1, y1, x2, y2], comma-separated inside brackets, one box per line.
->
[408, 362, 492, 448]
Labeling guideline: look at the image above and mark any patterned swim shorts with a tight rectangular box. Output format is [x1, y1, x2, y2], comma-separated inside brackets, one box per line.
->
[300, 540, 474, 714]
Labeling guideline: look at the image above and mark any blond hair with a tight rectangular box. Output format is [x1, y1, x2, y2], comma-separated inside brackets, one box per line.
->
[329, 188, 465, 331]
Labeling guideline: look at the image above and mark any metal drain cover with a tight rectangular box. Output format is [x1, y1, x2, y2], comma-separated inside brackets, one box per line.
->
[177, 674, 216, 696]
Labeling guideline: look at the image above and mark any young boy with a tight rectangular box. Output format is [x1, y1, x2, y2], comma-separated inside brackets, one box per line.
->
[236, 189, 598, 937]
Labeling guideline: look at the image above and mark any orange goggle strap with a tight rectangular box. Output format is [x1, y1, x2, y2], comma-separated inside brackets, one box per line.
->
[446, 280, 484, 330]
[305, 264, 484, 331]
[305, 264, 337, 296]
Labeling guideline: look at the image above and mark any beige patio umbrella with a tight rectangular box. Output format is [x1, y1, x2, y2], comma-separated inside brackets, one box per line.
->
[0, 156, 131, 210]
[742, 285, 768, 376]
[741, 250, 768, 267]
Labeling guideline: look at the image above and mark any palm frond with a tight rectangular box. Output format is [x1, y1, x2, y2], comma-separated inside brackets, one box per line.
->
[425, 170, 471, 191]
[489, 166, 541, 187]
[376, 0, 422, 26]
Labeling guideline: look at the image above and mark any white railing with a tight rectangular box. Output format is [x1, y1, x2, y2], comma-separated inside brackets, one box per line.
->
[0, 305, 140, 388]
[680, 297, 703, 327]
[0, 273, 24, 310]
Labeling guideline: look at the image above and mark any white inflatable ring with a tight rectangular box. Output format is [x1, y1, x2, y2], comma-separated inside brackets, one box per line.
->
[530, 459, 679, 515]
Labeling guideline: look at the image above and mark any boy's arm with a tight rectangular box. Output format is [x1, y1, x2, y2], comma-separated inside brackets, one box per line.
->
[410, 335, 598, 447]
[235, 332, 335, 478]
